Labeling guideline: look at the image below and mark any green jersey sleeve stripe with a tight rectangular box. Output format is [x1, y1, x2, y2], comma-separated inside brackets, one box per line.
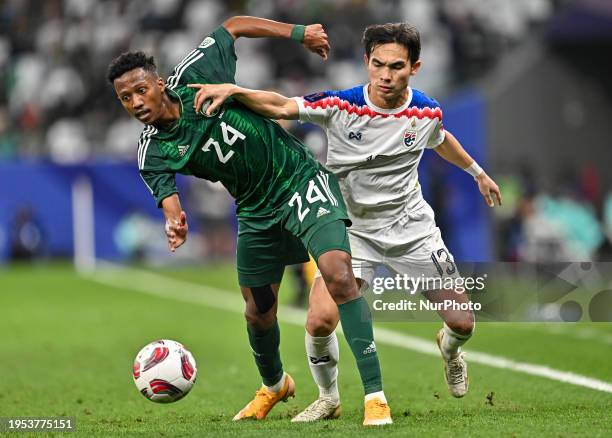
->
[171, 49, 198, 74]
[166, 49, 199, 89]
[137, 125, 153, 168]
[138, 126, 157, 169]
[167, 51, 204, 90]
[137, 127, 148, 169]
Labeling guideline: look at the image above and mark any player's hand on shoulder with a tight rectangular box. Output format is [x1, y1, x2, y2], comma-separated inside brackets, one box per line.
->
[187, 83, 235, 116]
[165, 211, 189, 252]
[303, 24, 330, 60]
[475, 172, 502, 208]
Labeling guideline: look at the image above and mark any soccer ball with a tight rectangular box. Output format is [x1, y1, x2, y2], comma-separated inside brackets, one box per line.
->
[132, 339, 197, 403]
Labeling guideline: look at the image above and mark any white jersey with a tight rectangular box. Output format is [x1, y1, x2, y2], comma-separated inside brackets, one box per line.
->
[294, 85, 445, 230]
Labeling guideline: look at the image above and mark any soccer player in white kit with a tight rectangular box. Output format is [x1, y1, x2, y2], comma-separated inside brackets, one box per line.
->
[190, 22, 502, 422]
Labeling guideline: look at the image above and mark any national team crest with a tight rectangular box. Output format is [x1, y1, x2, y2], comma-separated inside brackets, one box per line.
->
[403, 129, 417, 147]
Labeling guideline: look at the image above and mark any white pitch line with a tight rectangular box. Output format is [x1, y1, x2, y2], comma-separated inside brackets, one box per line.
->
[86, 263, 612, 394]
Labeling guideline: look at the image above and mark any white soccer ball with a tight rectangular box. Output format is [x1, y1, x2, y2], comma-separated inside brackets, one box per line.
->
[132, 339, 197, 403]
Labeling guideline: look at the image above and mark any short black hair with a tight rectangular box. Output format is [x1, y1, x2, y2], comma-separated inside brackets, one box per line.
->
[362, 23, 421, 63]
[106, 51, 157, 84]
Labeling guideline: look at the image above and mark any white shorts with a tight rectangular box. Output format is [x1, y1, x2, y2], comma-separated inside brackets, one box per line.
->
[315, 202, 459, 291]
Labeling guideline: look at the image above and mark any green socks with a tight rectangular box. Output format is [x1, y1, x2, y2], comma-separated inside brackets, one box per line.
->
[247, 319, 284, 386]
[338, 296, 383, 394]
[246, 300, 382, 393]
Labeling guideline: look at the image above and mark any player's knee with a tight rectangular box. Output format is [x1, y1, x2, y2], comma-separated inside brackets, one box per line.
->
[306, 311, 338, 337]
[251, 284, 276, 314]
[322, 269, 358, 303]
[243, 309, 259, 327]
[318, 252, 358, 303]
[244, 306, 276, 330]
[447, 312, 475, 336]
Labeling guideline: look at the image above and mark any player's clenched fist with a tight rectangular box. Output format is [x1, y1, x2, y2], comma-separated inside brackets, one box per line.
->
[303, 24, 330, 59]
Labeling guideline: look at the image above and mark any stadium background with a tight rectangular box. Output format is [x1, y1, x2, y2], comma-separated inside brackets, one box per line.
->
[1, 0, 611, 436]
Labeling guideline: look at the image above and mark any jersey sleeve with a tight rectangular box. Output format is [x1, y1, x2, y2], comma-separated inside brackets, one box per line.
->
[426, 98, 446, 149]
[166, 25, 237, 88]
[140, 170, 178, 207]
[138, 137, 178, 207]
[293, 91, 337, 128]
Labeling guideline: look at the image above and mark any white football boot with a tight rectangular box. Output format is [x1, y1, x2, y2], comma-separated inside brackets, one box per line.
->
[436, 329, 469, 398]
[291, 397, 341, 422]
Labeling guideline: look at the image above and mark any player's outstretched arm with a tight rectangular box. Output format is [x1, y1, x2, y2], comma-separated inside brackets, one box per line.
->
[188, 83, 299, 120]
[223, 16, 330, 59]
[435, 131, 502, 207]
[161, 194, 189, 252]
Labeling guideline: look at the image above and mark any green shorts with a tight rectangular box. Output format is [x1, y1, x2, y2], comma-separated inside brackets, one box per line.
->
[237, 169, 351, 287]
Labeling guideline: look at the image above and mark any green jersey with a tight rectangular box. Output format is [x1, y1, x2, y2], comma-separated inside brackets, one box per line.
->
[138, 26, 323, 219]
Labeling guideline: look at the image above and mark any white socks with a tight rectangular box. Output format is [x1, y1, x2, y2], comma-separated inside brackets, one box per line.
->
[265, 372, 286, 393]
[441, 322, 473, 358]
[305, 331, 340, 402]
[303, 324, 472, 403]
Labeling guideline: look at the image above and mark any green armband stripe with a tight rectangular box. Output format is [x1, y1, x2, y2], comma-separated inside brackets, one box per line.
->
[291, 25, 305, 42]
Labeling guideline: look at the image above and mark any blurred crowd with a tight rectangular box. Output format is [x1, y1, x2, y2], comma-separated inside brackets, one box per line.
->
[6, 0, 605, 264]
[495, 164, 612, 262]
[0, 0, 562, 161]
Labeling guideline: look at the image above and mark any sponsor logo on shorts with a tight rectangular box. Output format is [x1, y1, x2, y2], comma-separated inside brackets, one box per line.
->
[177, 145, 190, 157]
[316, 206, 330, 218]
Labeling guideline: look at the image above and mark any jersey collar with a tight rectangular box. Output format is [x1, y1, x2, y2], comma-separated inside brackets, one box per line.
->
[158, 87, 183, 132]
[363, 84, 412, 114]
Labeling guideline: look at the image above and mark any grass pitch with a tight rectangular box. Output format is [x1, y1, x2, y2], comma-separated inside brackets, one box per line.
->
[1, 263, 611, 437]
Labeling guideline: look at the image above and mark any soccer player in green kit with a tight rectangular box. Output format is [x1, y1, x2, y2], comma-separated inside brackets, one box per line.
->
[107, 16, 392, 425]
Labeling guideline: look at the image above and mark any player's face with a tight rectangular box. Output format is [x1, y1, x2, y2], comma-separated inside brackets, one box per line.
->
[114, 68, 166, 124]
[365, 43, 421, 102]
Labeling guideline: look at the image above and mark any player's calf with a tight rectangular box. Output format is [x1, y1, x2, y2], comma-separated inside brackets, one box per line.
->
[317, 252, 391, 424]
[440, 312, 474, 359]
[310, 223, 391, 425]
[425, 288, 475, 357]
[436, 327, 469, 398]
[299, 277, 342, 420]
[239, 284, 292, 414]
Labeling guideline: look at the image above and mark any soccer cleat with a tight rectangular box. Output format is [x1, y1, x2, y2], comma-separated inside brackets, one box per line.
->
[436, 329, 469, 398]
[363, 397, 392, 426]
[291, 397, 341, 422]
[232, 374, 295, 421]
